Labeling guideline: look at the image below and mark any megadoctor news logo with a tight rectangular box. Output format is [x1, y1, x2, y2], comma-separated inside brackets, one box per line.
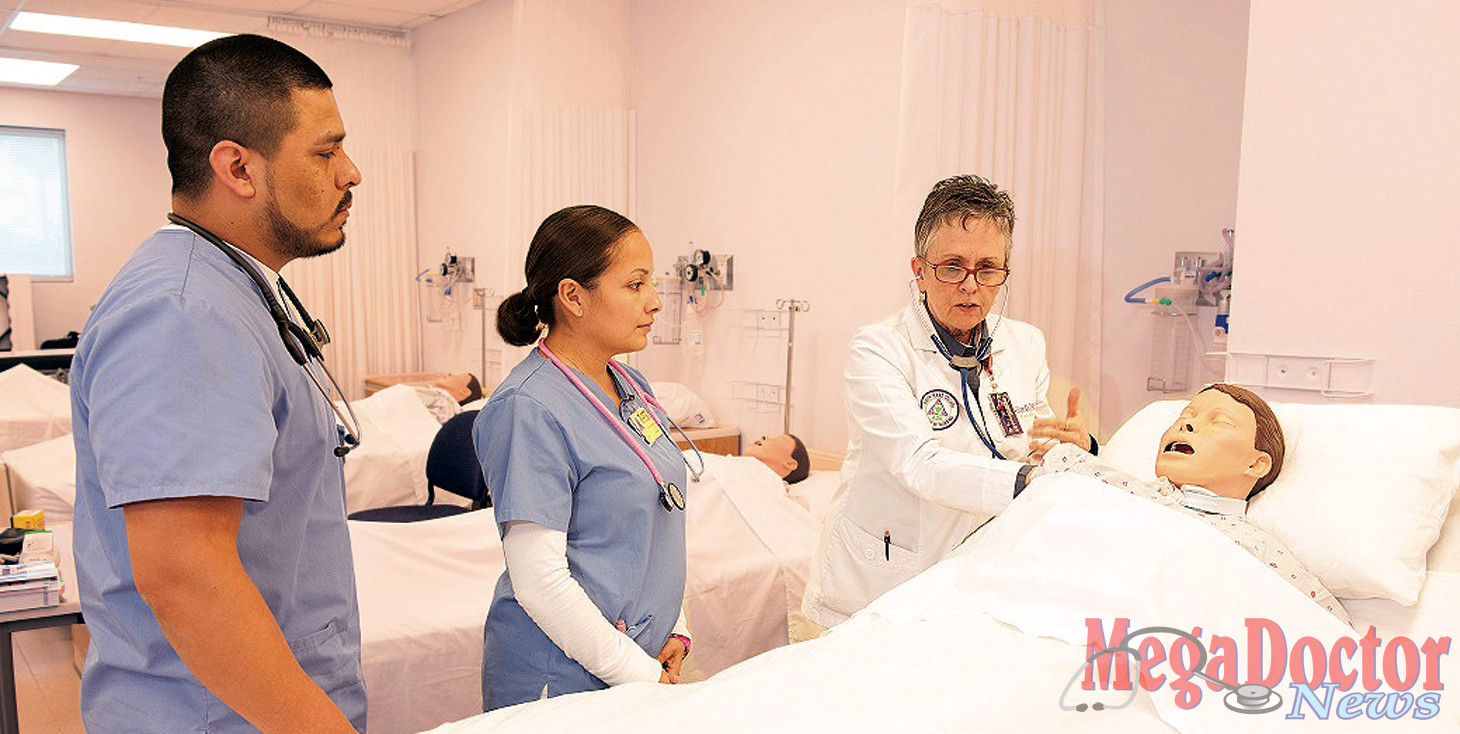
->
[1061, 618, 1452, 721]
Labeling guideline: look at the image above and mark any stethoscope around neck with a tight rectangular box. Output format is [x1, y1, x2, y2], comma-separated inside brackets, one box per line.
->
[913, 278, 1009, 459]
[1058, 625, 1284, 715]
[166, 212, 363, 457]
[538, 342, 705, 512]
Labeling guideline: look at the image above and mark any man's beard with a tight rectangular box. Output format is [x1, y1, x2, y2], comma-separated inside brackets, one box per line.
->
[264, 189, 350, 261]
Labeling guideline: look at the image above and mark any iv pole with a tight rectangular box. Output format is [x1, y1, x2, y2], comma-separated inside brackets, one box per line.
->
[776, 299, 810, 434]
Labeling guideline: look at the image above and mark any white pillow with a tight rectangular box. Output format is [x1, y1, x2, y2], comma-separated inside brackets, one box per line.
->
[648, 381, 715, 428]
[1104, 399, 1460, 605]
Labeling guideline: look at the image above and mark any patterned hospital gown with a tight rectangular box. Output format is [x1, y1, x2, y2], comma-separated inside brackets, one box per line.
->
[413, 385, 463, 424]
[1031, 444, 1351, 625]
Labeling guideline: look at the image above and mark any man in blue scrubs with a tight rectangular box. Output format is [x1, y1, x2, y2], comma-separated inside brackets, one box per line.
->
[70, 35, 365, 733]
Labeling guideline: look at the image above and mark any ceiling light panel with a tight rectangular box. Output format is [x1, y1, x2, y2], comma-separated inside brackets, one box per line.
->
[10, 11, 227, 48]
[0, 56, 79, 85]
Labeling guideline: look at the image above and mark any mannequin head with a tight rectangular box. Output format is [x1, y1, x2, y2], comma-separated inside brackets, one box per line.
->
[1155, 384, 1286, 501]
[746, 433, 811, 484]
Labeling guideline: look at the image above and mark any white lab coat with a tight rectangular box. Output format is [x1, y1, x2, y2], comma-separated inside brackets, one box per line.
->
[803, 299, 1054, 626]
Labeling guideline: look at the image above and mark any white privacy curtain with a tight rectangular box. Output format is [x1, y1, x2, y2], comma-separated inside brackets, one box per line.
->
[495, 106, 638, 371]
[283, 35, 421, 400]
[286, 146, 421, 400]
[494, 0, 637, 372]
[896, 0, 1105, 423]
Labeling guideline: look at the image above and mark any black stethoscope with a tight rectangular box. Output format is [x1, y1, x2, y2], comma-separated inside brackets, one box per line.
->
[916, 285, 1010, 459]
[1059, 625, 1283, 715]
[166, 213, 362, 457]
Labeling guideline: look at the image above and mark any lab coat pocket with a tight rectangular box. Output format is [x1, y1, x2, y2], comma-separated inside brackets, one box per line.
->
[819, 515, 918, 615]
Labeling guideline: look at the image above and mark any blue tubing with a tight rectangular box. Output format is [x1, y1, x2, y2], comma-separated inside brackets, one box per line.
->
[1124, 276, 1170, 303]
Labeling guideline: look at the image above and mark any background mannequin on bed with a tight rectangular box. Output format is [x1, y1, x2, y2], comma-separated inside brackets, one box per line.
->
[745, 433, 811, 485]
[1032, 383, 1350, 623]
[414, 372, 484, 423]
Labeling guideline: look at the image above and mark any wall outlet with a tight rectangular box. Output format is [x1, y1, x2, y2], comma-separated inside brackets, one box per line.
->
[1265, 357, 1328, 390]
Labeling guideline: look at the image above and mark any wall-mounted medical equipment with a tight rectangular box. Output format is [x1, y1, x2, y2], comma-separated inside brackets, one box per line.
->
[651, 273, 685, 346]
[674, 245, 734, 315]
[732, 299, 810, 433]
[1125, 229, 1235, 393]
[417, 251, 474, 324]
[675, 246, 733, 291]
[472, 287, 504, 388]
[1225, 353, 1374, 399]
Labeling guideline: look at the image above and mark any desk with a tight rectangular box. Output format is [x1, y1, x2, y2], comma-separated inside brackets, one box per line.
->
[676, 426, 740, 456]
[0, 524, 81, 734]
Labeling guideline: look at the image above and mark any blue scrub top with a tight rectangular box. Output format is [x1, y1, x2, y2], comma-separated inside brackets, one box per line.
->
[70, 226, 366, 733]
[476, 349, 687, 711]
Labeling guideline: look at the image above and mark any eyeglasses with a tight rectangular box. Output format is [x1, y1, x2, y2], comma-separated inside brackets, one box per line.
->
[920, 259, 1010, 287]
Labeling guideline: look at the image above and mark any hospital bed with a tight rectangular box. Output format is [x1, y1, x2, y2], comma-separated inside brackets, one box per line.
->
[413, 399, 1460, 734]
[0, 383, 462, 521]
[18, 451, 835, 734]
[347, 452, 842, 733]
[0, 364, 72, 455]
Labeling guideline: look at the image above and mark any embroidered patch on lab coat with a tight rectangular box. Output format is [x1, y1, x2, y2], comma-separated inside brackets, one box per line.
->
[921, 389, 960, 430]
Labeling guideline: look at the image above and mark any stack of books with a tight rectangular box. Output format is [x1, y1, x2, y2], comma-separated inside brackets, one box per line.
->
[0, 559, 63, 613]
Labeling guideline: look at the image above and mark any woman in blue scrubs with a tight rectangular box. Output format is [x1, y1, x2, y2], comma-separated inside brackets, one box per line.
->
[477, 205, 691, 711]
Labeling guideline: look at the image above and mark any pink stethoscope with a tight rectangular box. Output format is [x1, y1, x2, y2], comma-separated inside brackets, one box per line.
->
[538, 342, 704, 511]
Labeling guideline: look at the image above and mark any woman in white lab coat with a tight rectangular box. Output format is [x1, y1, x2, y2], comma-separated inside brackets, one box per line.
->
[802, 175, 1095, 628]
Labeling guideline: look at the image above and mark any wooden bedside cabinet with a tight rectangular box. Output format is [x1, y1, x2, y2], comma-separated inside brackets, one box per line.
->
[674, 426, 740, 456]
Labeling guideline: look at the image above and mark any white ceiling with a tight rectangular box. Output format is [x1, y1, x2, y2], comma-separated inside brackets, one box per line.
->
[0, 0, 479, 97]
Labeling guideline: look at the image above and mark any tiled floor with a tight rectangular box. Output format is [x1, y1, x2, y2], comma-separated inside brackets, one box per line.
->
[12, 625, 83, 734]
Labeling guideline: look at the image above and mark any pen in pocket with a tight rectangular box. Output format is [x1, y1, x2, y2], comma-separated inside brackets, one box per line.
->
[884, 531, 891, 561]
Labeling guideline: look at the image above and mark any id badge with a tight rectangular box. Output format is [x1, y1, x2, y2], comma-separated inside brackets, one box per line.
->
[989, 391, 1023, 437]
[628, 406, 664, 445]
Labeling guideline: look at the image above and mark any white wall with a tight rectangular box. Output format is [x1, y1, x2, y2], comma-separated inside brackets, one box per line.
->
[412, 0, 516, 376]
[1100, 0, 1250, 432]
[0, 88, 169, 344]
[3, 33, 415, 359]
[410, 0, 1256, 449]
[630, 0, 1253, 450]
[628, 0, 910, 452]
[1232, 0, 1460, 406]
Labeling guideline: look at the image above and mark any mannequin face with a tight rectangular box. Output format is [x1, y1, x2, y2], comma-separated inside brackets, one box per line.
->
[433, 372, 473, 402]
[1155, 390, 1273, 500]
[746, 434, 798, 479]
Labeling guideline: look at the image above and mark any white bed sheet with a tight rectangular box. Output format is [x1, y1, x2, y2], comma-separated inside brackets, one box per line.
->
[1, 433, 74, 520]
[785, 468, 839, 524]
[0, 383, 455, 522]
[0, 364, 71, 453]
[684, 454, 823, 675]
[347, 455, 831, 733]
[421, 474, 1457, 733]
[341, 384, 454, 513]
[351, 510, 502, 734]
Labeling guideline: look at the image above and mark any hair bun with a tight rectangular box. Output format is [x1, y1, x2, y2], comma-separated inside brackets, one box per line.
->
[497, 290, 544, 346]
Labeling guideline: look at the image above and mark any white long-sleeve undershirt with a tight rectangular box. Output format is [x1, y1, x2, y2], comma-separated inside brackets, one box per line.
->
[501, 521, 689, 686]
